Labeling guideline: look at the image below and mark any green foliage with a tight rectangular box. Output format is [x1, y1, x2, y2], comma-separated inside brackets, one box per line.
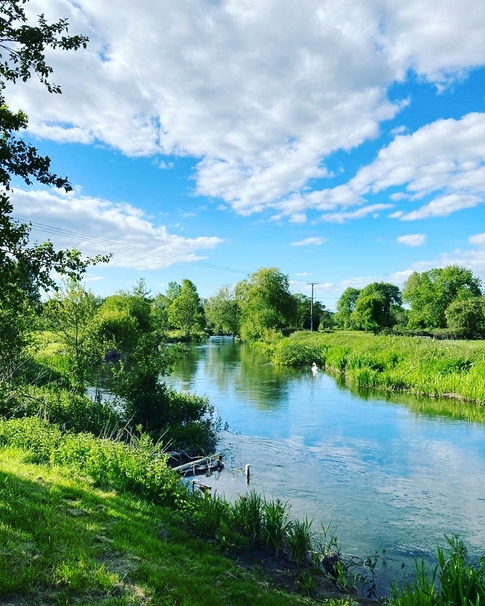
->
[287, 517, 314, 564]
[268, 331, 485, 404]
[0, 384, 119, 435]
[351, 282, 402, 331]
[236, 267, 296, 341]
[168, 279, 206, 337]
[231, 490, 265, 547]
[44, 280, 102, 392]
[403, 266, 483, 329]
[445, 297, 485, 338]
[391, 535, 485, 606]
[204, 284, 241, 335]
[335, 287, 361, 329]
[0, 416, 185, 504]
[0, 2, 108, 383]
[262, 498, 290, 556]
[0, 449, 317, 606]
[272, 336, 327, 368]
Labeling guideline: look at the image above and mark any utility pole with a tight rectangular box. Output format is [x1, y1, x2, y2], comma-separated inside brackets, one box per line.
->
[306, 282, 319, 331]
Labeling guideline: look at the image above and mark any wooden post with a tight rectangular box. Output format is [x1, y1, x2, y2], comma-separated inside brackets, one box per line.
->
[245, 464, 250, 483]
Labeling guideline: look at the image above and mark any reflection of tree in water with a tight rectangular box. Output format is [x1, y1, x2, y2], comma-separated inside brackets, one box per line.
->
[342, 378, 485, 425]
[166, 345, 201, 389]
[174, 338, 299, 410]
[234, 343, 299, 410]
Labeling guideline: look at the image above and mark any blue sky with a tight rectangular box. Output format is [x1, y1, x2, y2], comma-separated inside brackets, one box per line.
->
[7, 0, 485, 310]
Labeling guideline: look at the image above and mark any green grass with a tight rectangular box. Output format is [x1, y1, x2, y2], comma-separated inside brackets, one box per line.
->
[0, 448, 320, 606]
[270, 331, 485, 406]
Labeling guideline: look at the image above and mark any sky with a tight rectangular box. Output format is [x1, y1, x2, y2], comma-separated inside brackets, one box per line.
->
[6, 0, 485, 310]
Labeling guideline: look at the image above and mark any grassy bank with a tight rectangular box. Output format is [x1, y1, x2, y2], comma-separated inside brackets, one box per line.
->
[0, 417, 372, 605]
[0, 449, 319, 606]
[2, 417, 485, 605]
[269, 331, 485, 404]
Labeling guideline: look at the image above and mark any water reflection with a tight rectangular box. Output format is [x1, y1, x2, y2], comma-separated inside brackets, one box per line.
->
[165, 337, 485, 595]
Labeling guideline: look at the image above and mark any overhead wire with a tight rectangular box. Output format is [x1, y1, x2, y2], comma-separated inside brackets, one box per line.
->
[13, 216, 343, 302]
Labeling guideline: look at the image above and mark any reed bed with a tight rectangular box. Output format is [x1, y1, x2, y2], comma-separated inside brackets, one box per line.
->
[271, 332, 485, 405]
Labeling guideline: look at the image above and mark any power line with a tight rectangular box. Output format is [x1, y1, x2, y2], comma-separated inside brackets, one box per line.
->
[13, 217, 345, 301]
[13, 217, 247, 275]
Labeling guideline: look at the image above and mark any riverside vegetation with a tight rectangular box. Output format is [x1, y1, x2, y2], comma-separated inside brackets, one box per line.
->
[267, 331, 485, 405]
[2, 414, 485, 605]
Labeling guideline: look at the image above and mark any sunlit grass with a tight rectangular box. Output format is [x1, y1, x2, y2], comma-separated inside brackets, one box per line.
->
[0, 448, 315, 605]
[271, 332, 485, 406]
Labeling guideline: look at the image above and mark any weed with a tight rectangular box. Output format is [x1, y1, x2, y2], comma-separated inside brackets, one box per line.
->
[231, 489, 264, 547]
[287, 517, 314, 564]
[263, 498, 290, 556]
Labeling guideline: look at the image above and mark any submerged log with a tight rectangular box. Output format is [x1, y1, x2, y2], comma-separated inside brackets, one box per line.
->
[171, 454, 223, 476]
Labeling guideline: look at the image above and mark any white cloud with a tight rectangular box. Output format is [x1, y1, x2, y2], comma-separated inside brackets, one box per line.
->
[397, 234, 426, 246]
[469, 233, 485, 247]
[7, 0, 485, 217]
[320, 203, 393, 223]
[275, 112, 485, 223]
[11, 188, 223, 270]
[291, 236, 326, 247]
[399, 194, 482, 221]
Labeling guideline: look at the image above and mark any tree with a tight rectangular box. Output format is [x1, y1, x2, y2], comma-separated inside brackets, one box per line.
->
[95, 286, 153, 356]
[335, 287, 361, 329]
[235, 267, 296, 341]
[351, 282, 402, 330]
[204, 285, 240, 335]
[168, 279, 205, 337]
[44, 280, 100, 391]
[403, 266, 483, 329]
[445, 297, 485, 337]
[293, 293, 326, 331]
[0, 2, 106, 374]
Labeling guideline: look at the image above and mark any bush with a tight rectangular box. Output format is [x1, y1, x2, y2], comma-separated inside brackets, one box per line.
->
[0, 384, 120, 436]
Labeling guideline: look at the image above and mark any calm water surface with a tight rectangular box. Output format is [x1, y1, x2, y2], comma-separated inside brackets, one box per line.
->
[165, 337, 485, 593]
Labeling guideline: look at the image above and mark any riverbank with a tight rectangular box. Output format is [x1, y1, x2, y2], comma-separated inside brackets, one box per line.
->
[267, 331, 485, 405]
[0, 417, 379, 605]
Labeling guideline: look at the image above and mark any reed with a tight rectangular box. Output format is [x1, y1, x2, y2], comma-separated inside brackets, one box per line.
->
[286, 517, 314, 564]
[263, 498, 290, 556]
[271, 332, 485, 405]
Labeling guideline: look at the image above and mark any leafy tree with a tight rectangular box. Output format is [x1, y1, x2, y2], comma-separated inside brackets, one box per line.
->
[293, 293, 326, 331]
[168, 279, 205, 337]
[403, 266, 483, 329]
[204, 284, 240, 335]
[95, 286, 153, 356]
[0, 2, 106, 375]
[235, 267, 296, 341]
[335, 287, 361, 329]
[44, 280, 100, 391]
[445, 297, 485, 337]
[150, 293, 170, 335]
[351, 282, 402, 331]
[165, 281, 182, 305]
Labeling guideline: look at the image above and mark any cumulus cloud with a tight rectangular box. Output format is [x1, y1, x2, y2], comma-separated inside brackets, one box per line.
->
[11, 188, 222, 270]
[469, 233, 485, 247]
[397, 234, 426, 246]
[291, 236, 326, 247]
[7, 0, 485, 218]
[276, 112, 485, 223]
[399, 194, 483, 220]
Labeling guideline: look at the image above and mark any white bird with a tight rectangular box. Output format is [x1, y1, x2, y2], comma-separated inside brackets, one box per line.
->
[311, 362, 318, 374]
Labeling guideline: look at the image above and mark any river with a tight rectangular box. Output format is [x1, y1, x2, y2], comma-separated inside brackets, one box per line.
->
[164, 336, 485, 595]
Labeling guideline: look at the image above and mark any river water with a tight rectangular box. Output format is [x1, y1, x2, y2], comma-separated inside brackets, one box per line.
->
[164, 336, 485, 594]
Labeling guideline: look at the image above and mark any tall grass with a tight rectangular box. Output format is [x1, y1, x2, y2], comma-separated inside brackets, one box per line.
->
[391, 535, 485, 606]
[270, 332, 485, 405]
